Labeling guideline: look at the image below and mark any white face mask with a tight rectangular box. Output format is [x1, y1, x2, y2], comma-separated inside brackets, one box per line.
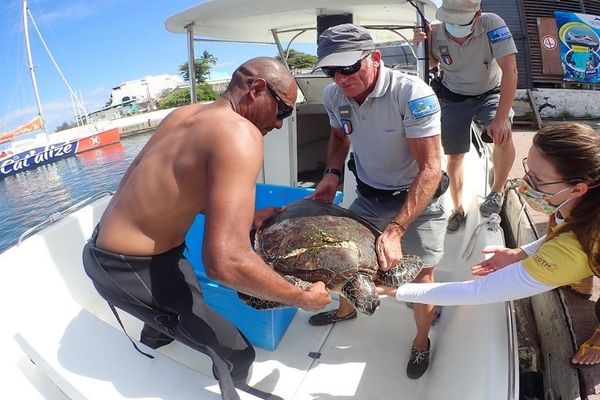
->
[445, 22, 473, 38]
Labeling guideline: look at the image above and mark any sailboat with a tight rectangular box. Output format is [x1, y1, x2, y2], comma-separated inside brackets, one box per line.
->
[0, 0, 120, 180]
[0, 1, 518, 399]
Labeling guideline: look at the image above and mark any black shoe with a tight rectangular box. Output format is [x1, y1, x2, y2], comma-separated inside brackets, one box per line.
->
[308, 309, 357, 326]
[406, 338, 430, 379]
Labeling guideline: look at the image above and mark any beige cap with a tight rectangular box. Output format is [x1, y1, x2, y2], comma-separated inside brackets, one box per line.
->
[436, 0, 481, 25]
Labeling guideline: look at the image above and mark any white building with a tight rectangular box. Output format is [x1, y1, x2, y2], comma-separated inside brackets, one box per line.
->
[89, 74, 184, 121]
[108, 74, 184, 107]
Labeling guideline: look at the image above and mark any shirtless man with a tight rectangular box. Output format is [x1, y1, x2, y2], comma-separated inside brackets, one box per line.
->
[82, 57, 330, 399]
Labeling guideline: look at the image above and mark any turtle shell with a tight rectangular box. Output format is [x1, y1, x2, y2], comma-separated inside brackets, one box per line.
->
[255, 199, 381, 287]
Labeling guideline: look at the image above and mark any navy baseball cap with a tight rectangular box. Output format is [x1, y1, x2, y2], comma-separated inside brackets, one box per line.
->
[313, 23, 375, 71]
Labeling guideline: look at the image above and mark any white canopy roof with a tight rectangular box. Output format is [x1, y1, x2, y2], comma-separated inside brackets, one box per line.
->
[165, 0, 438, 44]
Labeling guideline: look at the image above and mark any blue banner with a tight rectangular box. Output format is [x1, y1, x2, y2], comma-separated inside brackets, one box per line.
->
[555, 11, 600, 83]
[0, 141, 78, 179]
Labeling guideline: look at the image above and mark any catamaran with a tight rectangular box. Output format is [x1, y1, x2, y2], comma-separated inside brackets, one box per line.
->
[0, 0, 120, 180]
[0, 1, 518, 399]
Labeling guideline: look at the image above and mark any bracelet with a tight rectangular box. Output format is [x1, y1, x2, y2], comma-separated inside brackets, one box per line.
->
[323, 167, 342, 178]
[389, 221, 407, 232]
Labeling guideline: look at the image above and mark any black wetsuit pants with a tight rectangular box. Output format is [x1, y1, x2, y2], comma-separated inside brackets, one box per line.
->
[82, 228, 254, 400]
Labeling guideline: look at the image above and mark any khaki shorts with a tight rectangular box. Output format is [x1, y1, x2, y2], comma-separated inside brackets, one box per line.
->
[349, 192, 447, 267]
[440, 93, 514, 155]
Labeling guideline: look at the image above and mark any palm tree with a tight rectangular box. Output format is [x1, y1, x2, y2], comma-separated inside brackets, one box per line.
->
[179, 51, 217, 84]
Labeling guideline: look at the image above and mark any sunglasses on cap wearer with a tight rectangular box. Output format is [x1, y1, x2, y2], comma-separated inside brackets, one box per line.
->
[320, 52, 373, 78]
[265, 83, 294, 120]
[522, 157, 582, 194]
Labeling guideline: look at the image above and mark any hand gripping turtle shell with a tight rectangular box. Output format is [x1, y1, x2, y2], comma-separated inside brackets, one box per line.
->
[239, 199, 424, 315]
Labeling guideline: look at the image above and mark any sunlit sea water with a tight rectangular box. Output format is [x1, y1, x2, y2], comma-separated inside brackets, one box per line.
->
[0, 131, 154, 253]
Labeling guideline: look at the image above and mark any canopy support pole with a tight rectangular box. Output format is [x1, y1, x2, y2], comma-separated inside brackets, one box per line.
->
[186, 23, 197, 103]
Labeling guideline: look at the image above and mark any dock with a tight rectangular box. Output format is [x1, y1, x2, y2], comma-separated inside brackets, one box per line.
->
[52, 108, 175, 142]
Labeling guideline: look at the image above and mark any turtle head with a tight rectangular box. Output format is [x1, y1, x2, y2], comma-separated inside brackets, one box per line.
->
[341, 274, 380, 315]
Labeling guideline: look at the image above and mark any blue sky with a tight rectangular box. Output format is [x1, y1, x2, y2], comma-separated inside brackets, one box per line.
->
[0, 0, 317, 133]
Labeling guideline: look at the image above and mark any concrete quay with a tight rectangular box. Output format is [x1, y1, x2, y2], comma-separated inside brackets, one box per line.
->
[52, 108, 175, 143]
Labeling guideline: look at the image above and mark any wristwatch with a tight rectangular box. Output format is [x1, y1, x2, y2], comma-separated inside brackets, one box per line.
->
[323, 168, 342, 178]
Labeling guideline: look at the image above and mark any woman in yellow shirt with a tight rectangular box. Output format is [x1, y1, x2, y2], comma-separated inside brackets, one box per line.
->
[379, 123, 600, 367]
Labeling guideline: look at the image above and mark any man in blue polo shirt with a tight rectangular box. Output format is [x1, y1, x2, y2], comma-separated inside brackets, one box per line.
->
[308, 23, 447, 379]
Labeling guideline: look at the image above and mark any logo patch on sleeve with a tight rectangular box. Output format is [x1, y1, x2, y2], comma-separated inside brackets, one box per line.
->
[408, 95, 440, 119]
[487, 26, 512, 43]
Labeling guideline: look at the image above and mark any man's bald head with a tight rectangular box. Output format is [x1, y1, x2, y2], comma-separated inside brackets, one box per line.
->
[226, 57, 296, 104]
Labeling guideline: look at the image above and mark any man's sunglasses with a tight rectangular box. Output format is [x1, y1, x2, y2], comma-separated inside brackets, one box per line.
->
[266, 84, 294, 120]
[320, 52, 372, 78]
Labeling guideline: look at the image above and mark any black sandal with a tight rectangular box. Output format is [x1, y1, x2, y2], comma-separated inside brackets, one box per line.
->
[308, 309, 357, 326]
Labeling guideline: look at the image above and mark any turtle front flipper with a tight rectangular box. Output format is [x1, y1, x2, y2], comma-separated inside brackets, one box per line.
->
[340, 274, 379, 315]
[282, 275, 312, 290]
[237, 275, 312, 310]
[378, 254, 424, 287]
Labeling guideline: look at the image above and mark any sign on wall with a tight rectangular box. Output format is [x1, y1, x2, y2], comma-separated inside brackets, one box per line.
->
[537, 17, 563, 76]
[554, 11, 600, 83]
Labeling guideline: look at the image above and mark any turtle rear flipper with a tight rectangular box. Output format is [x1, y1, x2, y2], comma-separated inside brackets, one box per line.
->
[238, 292, 283, 310]
[378, 254, 424, 287]
[341, 273, 379, 315]
[237, 275, 312, 310]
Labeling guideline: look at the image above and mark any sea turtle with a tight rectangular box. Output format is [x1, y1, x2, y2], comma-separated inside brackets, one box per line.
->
[239, 199, 424, 315]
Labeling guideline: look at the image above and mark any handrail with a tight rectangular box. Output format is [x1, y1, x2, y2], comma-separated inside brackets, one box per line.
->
[17, 191, 112, 246]
[470, 121, 492, 198]
[505, 301, 519, 400]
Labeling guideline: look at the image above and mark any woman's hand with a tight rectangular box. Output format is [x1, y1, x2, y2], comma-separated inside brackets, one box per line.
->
[471, 246, 527, 276]
[376, 284, 397, 297]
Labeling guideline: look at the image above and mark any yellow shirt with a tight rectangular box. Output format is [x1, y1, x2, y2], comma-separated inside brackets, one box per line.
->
[523, 231, 593, 286]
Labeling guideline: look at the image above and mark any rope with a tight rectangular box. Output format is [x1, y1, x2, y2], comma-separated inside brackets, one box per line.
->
[462, 213, 503, 260]
[462, 178, 529, 261]
[504, 178, 530, 244]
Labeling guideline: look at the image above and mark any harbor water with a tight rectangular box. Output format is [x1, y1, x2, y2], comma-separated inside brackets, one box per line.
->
[0, 131, 154, 253]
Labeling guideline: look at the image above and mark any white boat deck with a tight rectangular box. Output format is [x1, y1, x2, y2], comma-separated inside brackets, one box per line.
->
[0, 2, 520, 398]
[0, 143, 517, 400]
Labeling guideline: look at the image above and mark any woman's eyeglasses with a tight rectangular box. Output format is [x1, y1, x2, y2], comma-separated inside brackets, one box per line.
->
[522, 157, 580, 193]
[266, 84, 294, 120]
[320, 52, 372, 78]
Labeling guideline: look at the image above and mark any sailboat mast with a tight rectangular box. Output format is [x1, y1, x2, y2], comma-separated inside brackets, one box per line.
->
[23, 0, 46, 133]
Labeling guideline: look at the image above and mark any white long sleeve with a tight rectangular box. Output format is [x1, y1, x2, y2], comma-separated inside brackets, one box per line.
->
[394, 262, 555, 305]
[519, 235, 547, 257]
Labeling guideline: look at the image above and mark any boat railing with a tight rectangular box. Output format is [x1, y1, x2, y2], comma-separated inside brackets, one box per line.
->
[470, 121, 493, 197]
[505, 300, 519, 400]
[18, 191, 112, 246]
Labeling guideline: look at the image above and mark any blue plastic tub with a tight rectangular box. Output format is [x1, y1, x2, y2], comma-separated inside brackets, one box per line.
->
[184, 183, 343, 350]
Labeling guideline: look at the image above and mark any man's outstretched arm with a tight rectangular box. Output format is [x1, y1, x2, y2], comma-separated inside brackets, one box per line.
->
[201, 121, 331, 311]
